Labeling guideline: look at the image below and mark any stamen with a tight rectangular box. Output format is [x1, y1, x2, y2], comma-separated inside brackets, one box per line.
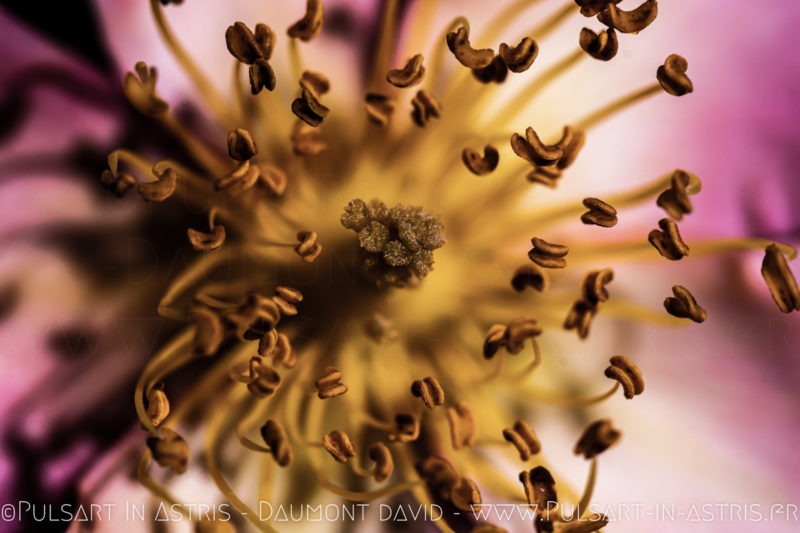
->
[247, 357, 281, 397]
[411, 89, 442, 127]
[450, 478, 482, 511]
[227, 128, 258, 161]
[581, 197, 618, 227]
[664, 285, 707, 323]
[386, 413, 421, 443]
[145, 386, 170, 427]
[190, 304, 224, 356]
[574, 83, 662, 131]
[462, 144, 499, 175]
[511, 127, 563, 166]
[364, 93, 396, 126]
[145, 427, 189, 474]
[315, 367, 348, 399]
[580, 27, 619, 61]
[123, 62, 167, 116]
[446, 403, 477, 449]
[295, 231, 323, 262]
[581, 268, 614, 304]
[574, 419, 621, 459]
[100, 169, 136, 198]
[563, 299, 597, 339]
[761, 244, 800, 313]
[604, 355, 645, 399]
[368, 443, 394, 482]
[657, 54, 694, 96]
[387, 54, 426, 88]
[287, 0, 324, 42]
[597, 0, 658, 34]
[499, 37, 539, 73]
[291, 74, 330, 127]
[216, 160, 259, 195]
[322, 430, 356, 463]
[137, 165, 178, 202]
[368, 0, 400, 90]
[528, 237, 569, 268]
[411, 376, 445, 409]
[472, 56, 508, 84]
[226, 21, 277, 94]
[511, 264, 549, 292]
[446, 25, 494, 69]
[502, 420, 541, 461]
[519, 466, 557, 513]
[224, 293, 281, 340]
[187, 226, 226, 252]
[648, 218, 689, 260]
[656, 169, 702, 220]
[260, 419, 292, 466]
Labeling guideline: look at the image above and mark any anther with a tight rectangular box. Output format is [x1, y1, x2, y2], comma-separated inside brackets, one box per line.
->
[563, 300, 597, 339]
[502, 420, 541, 461]
[215, 160, 259, 195]
[295, 231, 323, 263]
[411, 90, 442, 128]
[761, 244, 800, 313]
[417, 456, 460, 500]
[315, 367, 348, 399]
[260, 419, 292, 466]
[225, 22, 276, 94]
[100, 170, 136, 198]
[227, 128, 258, 161]
[648, 218, 689, 260]
[291, 121, 327, 155]
[575, 0, 622, 18]
[604, 355, 645, 399]
[483, 324, 507, 359]
[364, 313, 399, 344]
[247, 357, 281, 397]
[555, 127, 586, 170]
[387, 54, 426, 88]
[581, 197, 618, 227]
[190, 304, 224, 356]
[258, 329, 278, 357]
[499, 37, 539, 73]
[446, 403, 477, 449]
[511, 127, 563, 167]
[527, 166, 562, 188]
[258, 163, 288, 196]
[364, 93, 396, 126]
[504, 316, 542, 355]
[462, 145, 499, 175]
[299, 70, 330, 96]
[292, 88, 330, 127]
[124, 62, 168, 116]
[657, 54, 693, 96]
[271, 333, 296, 368]
[271, 295, 299, 317]
[187, 226, 226, 252]
[368, 443, 394, 482]
[146, 386, 170, 427]
[511, 264, 548, 292]
[581, 268, 614, 305]
[472, 56, 508, 84]
[411, 376, 445, 409]
[225, 293, 281, 340]
[146, 428, 189, 474]
[598, 0, 658, 34]
[446, 26, 494, 69]
[287, 0, 324, 42]
[451, 478, 482, 511]
[518, 466, 557, 512]
[574, 419, 621, 459]
[249, 58, 276, 94]
[138, 166, 178, 202]
[386, 413, 420, 443]
[664, 285, 707, 323]
[322, 430, 356, 463]
[528, 237, 569, 269]
[656, 169, 701, 220]
[579, 27, 618, 61]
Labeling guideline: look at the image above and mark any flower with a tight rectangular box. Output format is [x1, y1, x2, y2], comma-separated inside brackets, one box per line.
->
[2, 1, 800, 532]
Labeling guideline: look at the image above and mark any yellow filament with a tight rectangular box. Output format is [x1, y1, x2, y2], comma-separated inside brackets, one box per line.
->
[426, 16, 470, 93]
[523, 383, 620, 407]
[574, 83, 662, 132]
[159, 114, 228, 176]
[369, 0, 401, 91]
[568, 238, 797, 263]
[574, 458, 598, 520]
[136, 451, 185, 508]
[524, 2, 578, 42]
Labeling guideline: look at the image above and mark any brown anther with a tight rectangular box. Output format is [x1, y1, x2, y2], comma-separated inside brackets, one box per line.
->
[387, 413, 420, 443]
[260, 419, 292, 466]
[519, 466, 557, 511]
[504, 316, 542, 354]
[227, 128, 258, 161]
[146, 387, 170, 427]
[499, 37, 539, 73]
[656, 169, 701, 220]
[292, 88, 330, 127]
[146, 428, 189, 474]
[258, 329, 279, 357]
[575, 0, 622, 17]
[657, 53, 693, 96]
[299, 70, 330, 96]
[226, 293, 281, 340]
[502, 420, 541, 461]
[364, 93, 396, 126]
[581, 268, 614, 305]
[574, 419, 621, 459]
[271, 296, 298, 317]
[295, 230, 323, 262]
[581, 197, 618, 228]
[291, 121, 327, 155]
[274, 286, 302, 304]
[528, 237, 569, 269]
[512, 127, 563, 167]
[605, 355, 645, 399]
[462, 145, 499, 176]
[190, 305, 224, 356]
[417, 456, 460, 500]
[187, 226, 226, 252]
[287, 0, 324, 42]
[579, 27, 618, 61]
[446, 403, 477, 450]
[471, 55, 508, 84]
[664, 285, 707, 323]
[648, 218, 689, 260]
[247, 357, 281, 397]
[100, 170, 136, 198]
[257, 163, 288, 196]
[555, 129, 586, 171]
[411, 90, 441, 128]
[322, 430, 356, 463]
[564, 300, 597, 340]
[272, 333, 296, 368]
[226, 22, 275, 64]
[215, 160, 259, 196]
[124, 62, 168, 116]
[527, 166, 562, 188]
[451, 478, 482, 511]
[249, 58, 276, 94]
[387, 54, 426, 88]
[411, 376, 445, 409]
[598, 0, 658, 34]
[446, 26, 494, 69]
[368, 443, 394, 482]
[483, 324, 507, 359]
[364, 313, 399, 344]
[138, 166, 178, 202]
[512, 264, 549, 292]
[315, 367, 348, 399]
[761, 244, 800, 313]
